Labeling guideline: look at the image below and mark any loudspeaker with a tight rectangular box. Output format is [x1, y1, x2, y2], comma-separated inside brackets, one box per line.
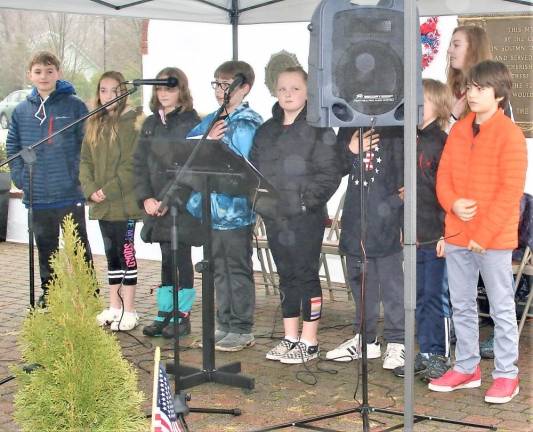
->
[307, 0, 423, 127]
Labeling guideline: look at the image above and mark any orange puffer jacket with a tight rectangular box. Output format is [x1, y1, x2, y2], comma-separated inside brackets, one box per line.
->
[436, 109, 527, 249]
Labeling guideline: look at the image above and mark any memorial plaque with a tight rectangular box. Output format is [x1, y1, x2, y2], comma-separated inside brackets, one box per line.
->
[460, 16, 533, 138]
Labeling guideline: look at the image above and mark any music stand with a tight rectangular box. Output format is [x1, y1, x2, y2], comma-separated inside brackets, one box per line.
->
[163, 138, 277, 392]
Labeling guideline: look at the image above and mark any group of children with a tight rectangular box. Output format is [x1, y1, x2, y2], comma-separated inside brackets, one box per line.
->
[6, 22, 526, 405]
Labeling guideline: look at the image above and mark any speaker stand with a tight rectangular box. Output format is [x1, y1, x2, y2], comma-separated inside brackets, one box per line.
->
[249, 127, 494, 432]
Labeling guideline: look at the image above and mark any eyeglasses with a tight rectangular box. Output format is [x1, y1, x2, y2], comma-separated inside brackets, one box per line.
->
[210, 81, 231, 91]
[155, 85, 179, 92]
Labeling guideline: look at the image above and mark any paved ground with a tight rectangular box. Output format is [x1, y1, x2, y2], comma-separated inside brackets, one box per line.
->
[0, 241, 531, 431]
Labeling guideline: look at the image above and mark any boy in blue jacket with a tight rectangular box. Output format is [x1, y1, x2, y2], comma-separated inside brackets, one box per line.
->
[7, 51, 92, 308]
[186, 60, 262, 351]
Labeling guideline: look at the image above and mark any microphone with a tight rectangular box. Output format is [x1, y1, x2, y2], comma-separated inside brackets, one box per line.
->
[225, 73, 246, 96]
[123, 77, 178, 87]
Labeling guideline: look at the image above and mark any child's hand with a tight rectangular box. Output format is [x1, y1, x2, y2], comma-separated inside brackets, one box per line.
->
[90, 189, 106, 203]
[452, 198, 477, 221]
[348, 128, 380, 155]
[451, 95, 466, 120]
[468, 239, 485, 254]
[436, 237, 445, 257]
[398, 186, 405, 201]
[144, 198, 163, 216]
[207, 119, 227, 140]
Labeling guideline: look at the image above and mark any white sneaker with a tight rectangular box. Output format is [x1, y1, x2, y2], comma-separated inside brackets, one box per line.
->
[383, 343, 405, 370]
[325, 334, 381, 362]
[110, 311, 139, 331]
[96, 308, 121, 326]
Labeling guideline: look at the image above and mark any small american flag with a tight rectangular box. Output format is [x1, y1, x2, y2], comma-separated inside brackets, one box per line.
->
[152, 348, 185, 432]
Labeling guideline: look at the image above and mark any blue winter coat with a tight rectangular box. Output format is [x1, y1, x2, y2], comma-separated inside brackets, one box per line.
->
[6, 80, 88, 207]
[186, 102, 263, 230]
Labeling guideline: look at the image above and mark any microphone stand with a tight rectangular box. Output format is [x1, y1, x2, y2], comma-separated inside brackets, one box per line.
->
[0, 85, 139, 309]
[157, 88, 253, 422]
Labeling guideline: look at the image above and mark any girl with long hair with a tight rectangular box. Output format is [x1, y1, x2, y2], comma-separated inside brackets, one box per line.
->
[133, 67, 201, 339]
[80, 70, 143, 331]
[446, 25, 492, 121]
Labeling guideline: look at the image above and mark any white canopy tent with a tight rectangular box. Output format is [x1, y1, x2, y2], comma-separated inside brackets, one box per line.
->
[0, 1, 530, 431]
[0, 0, 531, 57]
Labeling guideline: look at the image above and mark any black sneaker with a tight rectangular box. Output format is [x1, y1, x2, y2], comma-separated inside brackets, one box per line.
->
[37, 291, 48, 309]
[423, 354, 450, 381]
[393, 352, 428, 378]
[161, 315, 191, 339]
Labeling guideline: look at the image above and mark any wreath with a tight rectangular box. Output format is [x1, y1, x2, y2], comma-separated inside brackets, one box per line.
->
[420, 16, 440, 70]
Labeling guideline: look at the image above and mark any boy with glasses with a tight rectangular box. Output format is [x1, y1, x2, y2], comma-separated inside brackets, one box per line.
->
[186, 61, 263, 352]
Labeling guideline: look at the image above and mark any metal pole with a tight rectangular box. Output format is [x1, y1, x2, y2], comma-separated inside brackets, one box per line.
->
[231, 0, 239, 60]
[403, 0, 418, 430]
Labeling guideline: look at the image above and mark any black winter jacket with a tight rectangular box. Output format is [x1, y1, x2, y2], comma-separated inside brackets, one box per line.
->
[133, 108, 202, 245]
[338, 127, 404, 258]
[417, 120, 446, 244]
[250, 103, 342, 219]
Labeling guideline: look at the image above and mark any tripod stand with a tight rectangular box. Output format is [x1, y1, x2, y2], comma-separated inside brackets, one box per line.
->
[155, 87, 276, 421]
[250, 127, 495, 432]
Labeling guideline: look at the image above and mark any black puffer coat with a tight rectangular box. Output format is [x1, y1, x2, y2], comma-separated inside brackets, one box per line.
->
[338, 126, 404, 258]
[250, 103, 342, 219]
[133, 108, 202, 245]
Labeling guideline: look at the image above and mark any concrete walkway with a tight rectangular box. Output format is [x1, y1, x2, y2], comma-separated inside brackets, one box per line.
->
[0, 241, 531, 431]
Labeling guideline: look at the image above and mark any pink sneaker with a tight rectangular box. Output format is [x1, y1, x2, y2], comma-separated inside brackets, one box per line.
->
[428, 365, 481, 392]
[484, 377, 519, 404]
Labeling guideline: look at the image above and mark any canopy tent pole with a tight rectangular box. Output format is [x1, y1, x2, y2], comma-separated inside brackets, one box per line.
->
[231, 0, 239, 59]
[403, 0, 417, 430]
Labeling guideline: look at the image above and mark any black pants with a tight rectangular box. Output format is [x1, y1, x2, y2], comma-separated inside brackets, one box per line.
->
[159, 241, 193, 288]
[33, 202, 93, 291]
[98, 220, 137, 285]
[264, 210, 325, 321]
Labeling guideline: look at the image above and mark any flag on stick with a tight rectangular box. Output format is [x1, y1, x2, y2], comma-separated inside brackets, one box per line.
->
[152, 347, 185, 432]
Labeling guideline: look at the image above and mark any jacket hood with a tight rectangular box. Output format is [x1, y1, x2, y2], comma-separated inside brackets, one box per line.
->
[271, 101, 308, 123]
[28, 79, 76, 102]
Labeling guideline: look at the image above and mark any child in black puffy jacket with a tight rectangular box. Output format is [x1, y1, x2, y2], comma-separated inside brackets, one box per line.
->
[251, 66, 341, 364]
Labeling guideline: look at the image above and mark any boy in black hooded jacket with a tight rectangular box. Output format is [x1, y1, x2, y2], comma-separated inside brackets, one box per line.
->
[325, 126, 405, 371]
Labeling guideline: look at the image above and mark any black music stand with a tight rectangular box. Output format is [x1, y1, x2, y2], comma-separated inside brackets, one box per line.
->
[164, 138, 277, 392]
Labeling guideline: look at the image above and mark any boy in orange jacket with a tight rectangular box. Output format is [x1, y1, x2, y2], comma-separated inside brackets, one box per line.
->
[430, 61, 527, 404]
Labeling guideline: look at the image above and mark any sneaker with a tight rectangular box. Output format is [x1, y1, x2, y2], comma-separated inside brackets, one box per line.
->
[383, 343, 405, 370]
[424, 354, 450, 380]
[96, 308, 121, 326]
[279, 341, 319, 364]
[484, 377, 519, 404]
[215, 332, 255, 352]
[198, 329, 228, 348]
[110, 311, 139, 331]
[479, 336, 494, 359]
[325, 334, 381, 362]
[37, 292, 48, 309]
[266, 339, 297, 361]
[393, 352, 428, 378]
[428, 364, 481, 392]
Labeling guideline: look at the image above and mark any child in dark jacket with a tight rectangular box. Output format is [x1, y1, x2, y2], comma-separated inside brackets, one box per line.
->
[251, 66, 341, 363]
[325, 125, 405, 370]
[134, 67, 200, 339]
[6, 51, 92, 308]
[79, 71, 144, 331]
[393, 79, 452, 380]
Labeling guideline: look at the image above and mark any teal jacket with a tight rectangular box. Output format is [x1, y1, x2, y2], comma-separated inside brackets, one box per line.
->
[186, 102, 263, 230]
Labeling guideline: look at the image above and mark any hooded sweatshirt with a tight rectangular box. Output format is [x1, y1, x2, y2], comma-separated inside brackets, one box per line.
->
[6, 80, 88, 207]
